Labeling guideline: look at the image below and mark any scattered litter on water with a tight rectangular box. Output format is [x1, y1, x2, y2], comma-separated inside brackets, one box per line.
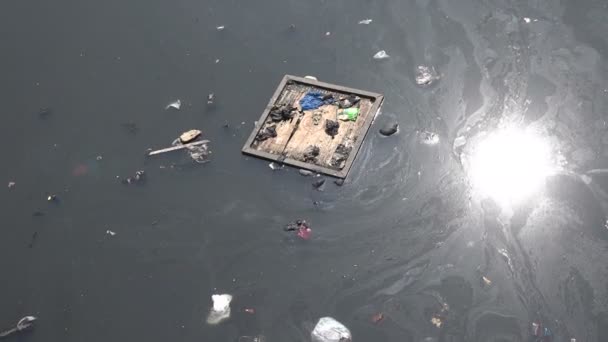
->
[380, 123, 399, 136]
[311, 317, 351, 342]
[47, 194, 58, 202]
[96, 155, 103, 161]
[373, 50, 390, 60]
[165, 99, 181, 110]
[216, 25, 225, 31]
[106, 230, 116, 236]
[454, 136, 466, 148]
[531, 321, 552, 339]
[207, 294, 232, 325]
[482, 276, 492, 286]
[431, 315, 443, 328]
[7, 181, 15, 189]
[312, 178, 326, 191]
[358, 19, 373, 24]
[415, 65, 440, 86]
[0, 316, 37, 338]
[420, 131, 440, 145]
[523, 17, 531, 23]
[269, 162, 283, 171]
[284, 220, 312, 240]
[371, 312, 384, 324]
[179, 129, 202, 144]
[207, 93, 215, 105]
[122, 170, 146, 185]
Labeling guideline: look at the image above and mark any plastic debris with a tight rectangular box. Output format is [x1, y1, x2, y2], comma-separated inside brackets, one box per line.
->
[165, 99, 181, 110]
[431, 315, 443, 328]
[523, 17, 531, 23]
[338, 95, 360, 109]
[481, 276, 492, 286]
[325, 120, 340, 138]
[415, 65, 440, 86]
[299, 169, 314, 176]
[303, 145, 321, 163]
[373, 50, 390, 60]
[338, 108, 359, 121]
[300, 92, 334, 111]
[325, 31, 331, 36]
[238, 336, 265, 342]
[179, 129, 202, 144]
[0, 316, 37, 338]
[304, 75, 318, 81]
[268, 162, 283, 171]
[380, 123, 399, 136]
[311, 317, 352, 342]
[531, 321, 552, 339]
[284, 220, 312, 240]
[7, 181, 15, 189]
[169, 136, 210, 163]
[207, 93, 215, 105]
[312, 178, 326, 190]
[255, 126, 277, 142]
[207, 294, 232, 325]
[122, 170, 146, 185]
[216, 25, 225, 31]
[243, 308, 255, 314]
[47, 194, 58, 202]
[453, 136, 466, 148]
[420, 131, 440, 145]
[270, 105, 297, 122]
[106, 230, 116, 236]
[358, 19, 373, 25]
[371, 312, 384, 323]
[96, 155, 103, 161]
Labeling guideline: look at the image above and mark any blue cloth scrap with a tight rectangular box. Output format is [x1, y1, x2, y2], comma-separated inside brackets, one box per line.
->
[299, 91, 334, 110]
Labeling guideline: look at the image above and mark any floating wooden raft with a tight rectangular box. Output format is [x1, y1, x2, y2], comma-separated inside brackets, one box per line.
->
[242, 75, 384, 178]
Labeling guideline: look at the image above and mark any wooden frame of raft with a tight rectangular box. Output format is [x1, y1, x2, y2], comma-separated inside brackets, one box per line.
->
[242, 75, 384, 178]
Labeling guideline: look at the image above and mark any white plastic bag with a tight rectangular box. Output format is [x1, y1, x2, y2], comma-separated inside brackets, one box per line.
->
[206, 294, 232, 325]
[373, 50, 389, 60]
[311, 317, 352, 342]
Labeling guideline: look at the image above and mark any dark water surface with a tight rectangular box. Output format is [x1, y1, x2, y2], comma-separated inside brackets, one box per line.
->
[1, 0, 608, 341]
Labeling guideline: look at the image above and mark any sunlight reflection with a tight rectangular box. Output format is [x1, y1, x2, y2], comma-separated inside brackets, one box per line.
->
[468, 127, 555, 205]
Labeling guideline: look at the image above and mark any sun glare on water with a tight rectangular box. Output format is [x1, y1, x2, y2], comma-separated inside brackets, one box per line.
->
[468, 127, 554, 205]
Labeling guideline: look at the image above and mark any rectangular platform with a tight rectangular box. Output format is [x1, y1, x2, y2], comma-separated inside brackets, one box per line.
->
[242, 75, 384, 178]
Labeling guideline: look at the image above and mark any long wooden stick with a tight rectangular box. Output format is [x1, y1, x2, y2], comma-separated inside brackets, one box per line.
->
[147, 140, 209, 156]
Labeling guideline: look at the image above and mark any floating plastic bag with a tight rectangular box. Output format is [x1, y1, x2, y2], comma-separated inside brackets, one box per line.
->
[311, 317, 352, 342]
[207, 294, 232, 325]
[373, 50, 390, 60]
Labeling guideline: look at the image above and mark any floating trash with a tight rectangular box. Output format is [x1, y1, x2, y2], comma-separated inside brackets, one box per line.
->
[106, 230, 116, 236]
[431, 315, 443, 328]
[380, 123, 399, 136]
[165, 99, 181, 110]
[216, 25, 225, 31]
[420, 131, 440, 145]
[311, 317, 351, 342]
[207, 294, 232, 325]
[373, 50, 390, 60]
[7, 181, 15, 189]
[371, 312, 384, 324]
[358, 19, 373, 25]
[415, 65, 440, 86]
